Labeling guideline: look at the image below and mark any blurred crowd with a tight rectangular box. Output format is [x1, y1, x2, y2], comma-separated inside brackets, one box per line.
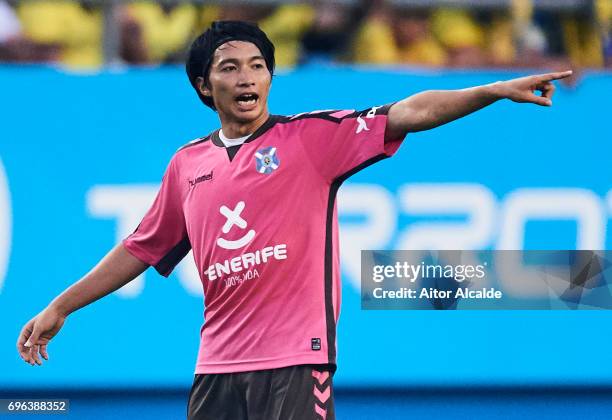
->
[0, 0, 610, 73]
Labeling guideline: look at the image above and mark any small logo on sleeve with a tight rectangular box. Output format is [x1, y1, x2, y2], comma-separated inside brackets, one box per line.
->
[188, 170, 213, 187]
[356, 105, 383, 134]
[254, 147, 280, 174]
[311, 338, 321, 351]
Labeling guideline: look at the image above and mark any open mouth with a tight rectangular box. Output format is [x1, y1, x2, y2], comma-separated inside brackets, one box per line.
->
[235, 93, 259, 107]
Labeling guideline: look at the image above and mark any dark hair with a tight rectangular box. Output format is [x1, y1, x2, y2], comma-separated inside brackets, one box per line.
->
[185, 21, 275, 110]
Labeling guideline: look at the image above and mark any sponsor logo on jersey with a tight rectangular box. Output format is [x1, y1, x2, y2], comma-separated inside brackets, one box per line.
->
[216, 201, 255, 250]
[254, 146, 280, 174]
[207, 200, 288, 284]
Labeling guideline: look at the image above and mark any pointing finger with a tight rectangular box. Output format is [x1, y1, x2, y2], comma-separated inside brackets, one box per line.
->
[539, 70, 573, 82]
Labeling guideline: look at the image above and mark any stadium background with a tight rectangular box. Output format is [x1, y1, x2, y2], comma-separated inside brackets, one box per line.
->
[1, 0, 611, 419]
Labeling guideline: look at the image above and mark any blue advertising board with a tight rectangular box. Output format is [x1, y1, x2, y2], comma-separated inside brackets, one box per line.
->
[0, 66, 610, 389]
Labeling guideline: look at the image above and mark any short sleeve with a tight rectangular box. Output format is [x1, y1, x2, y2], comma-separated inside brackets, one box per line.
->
[295, 104, 404, 182]
[122, 156, 190, 277]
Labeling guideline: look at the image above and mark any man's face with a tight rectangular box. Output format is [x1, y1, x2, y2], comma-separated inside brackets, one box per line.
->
[199, 41, 271, 123]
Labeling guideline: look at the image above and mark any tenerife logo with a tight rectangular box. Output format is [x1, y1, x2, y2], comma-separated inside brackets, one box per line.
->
[0, 158, 12, 293]
[206, 200, 288, 284]
[356, 105, 383, 134]
[254, 146, 280, 174]
[217, 201, 256, 250]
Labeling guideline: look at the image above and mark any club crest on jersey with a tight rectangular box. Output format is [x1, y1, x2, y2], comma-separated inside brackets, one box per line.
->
[254, 146, 280, 175]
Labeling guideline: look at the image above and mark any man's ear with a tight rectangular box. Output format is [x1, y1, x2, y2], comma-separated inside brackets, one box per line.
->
[196, 77, 211, 97]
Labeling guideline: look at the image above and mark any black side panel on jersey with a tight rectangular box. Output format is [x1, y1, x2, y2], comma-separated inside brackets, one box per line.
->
[324, 153, 389, 367]
[154, 236, 192, 277]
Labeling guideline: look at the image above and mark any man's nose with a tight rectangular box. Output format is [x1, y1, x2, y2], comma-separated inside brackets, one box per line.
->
[237, 68, 255, 86]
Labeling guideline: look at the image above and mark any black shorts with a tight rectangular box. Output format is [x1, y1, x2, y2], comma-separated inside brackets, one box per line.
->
[187, 364, 335, 420]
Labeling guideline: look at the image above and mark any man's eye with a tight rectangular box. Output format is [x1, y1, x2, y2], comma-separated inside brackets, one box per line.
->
[221, 66, 236, 72]
[253, 63, 264, 69]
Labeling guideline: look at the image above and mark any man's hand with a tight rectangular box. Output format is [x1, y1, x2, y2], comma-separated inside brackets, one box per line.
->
[17, 305, 66, 366]
[385, 69, 574, 139]
[493, 70, 573, 107]
[15, 244, 147, 366]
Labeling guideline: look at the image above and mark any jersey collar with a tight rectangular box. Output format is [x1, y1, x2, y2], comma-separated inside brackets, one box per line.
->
[211, 115, 280, 149]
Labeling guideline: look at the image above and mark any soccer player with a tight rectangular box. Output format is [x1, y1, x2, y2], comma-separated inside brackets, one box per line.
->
[17, 21, 571, 420]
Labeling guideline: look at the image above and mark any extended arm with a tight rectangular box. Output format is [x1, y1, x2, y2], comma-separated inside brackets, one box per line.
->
[17, 244, 148, 365]
[385, 70, 573, 141]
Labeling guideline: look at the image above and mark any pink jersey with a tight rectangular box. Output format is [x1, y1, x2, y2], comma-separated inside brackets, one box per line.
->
[123, 105, 404, 373]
